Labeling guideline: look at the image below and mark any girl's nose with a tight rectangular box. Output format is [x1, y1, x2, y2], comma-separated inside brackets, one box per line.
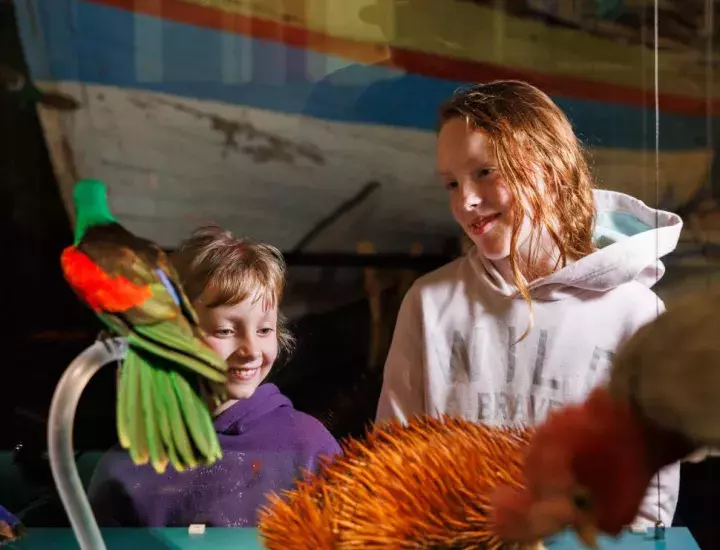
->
[461, 182, 482, 211]
[232, 335, 261, 359]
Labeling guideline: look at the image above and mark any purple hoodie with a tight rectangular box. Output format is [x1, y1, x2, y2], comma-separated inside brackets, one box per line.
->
[87, 384, 341, 527]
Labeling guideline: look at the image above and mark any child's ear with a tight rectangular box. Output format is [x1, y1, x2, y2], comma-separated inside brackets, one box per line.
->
[276, 312, 296, 360]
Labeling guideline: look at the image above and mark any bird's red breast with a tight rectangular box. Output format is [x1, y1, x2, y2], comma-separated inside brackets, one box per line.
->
[60, 246, 152, 312]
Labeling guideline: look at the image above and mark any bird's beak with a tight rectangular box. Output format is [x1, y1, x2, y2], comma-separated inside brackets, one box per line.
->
[575, 519, 598, 549]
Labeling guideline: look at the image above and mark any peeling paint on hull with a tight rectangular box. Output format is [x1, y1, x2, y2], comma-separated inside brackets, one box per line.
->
[35, 82, 712, 254]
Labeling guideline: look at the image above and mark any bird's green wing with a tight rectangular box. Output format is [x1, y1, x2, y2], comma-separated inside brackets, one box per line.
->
[126, 326, 227, 384]
[97, 301, 225, 386]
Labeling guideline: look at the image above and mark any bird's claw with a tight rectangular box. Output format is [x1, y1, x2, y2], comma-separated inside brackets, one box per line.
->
[96, 329, 117, 355]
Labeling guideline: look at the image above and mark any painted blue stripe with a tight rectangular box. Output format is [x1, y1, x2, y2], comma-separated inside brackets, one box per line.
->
[13, 0, 716, 150]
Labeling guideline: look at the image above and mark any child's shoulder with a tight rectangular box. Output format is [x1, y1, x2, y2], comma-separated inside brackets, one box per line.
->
[405, 254, 474, 301]
[279, 406, 337, 440]
[262, 395, 341, 455]
[590, 279, 665, 335]
[86, 443, 145, 498]
[416, 254, 469, 285]
[602, 279, 663, 309]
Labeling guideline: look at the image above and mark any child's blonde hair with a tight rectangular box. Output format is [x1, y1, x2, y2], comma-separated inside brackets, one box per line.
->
[172, 224, 295, 358]
[439, 80, 597, 337]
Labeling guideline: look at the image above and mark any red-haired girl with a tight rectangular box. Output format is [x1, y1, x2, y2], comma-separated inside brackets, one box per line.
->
[376, 80, 682, 531]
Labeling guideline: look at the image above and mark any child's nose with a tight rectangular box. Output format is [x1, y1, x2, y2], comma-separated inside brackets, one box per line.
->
[461, 182, 482, 210]
[232, 335, 261, 359]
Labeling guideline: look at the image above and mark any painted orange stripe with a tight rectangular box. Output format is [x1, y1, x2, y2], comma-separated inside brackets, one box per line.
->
[387, 49, 716, 117]
[84, 0, 718, 117]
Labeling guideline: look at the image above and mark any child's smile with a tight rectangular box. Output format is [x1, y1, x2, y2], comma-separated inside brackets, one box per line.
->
[228, 365, 261, 382]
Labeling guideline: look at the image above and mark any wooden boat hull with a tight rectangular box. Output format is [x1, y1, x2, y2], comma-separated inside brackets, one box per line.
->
[11, 0, 719, 253]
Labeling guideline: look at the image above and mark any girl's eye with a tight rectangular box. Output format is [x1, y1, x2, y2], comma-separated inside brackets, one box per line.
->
[214, 328, 234, 337]
[444, 181, 458, 191]
[258, 328, 275, 336]
[477, 168, 494, 179]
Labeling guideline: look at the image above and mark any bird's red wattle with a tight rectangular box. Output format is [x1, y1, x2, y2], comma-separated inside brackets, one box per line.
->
[60, 246, 152, 312]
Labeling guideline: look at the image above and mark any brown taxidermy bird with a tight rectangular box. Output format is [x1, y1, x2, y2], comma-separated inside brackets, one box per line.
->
[606, 285, 720, 455]
[258, 416, 541, 550]
[492, 285, 720, 547]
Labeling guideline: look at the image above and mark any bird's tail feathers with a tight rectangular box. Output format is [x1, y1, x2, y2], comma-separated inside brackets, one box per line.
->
[117, 346, 223, 474]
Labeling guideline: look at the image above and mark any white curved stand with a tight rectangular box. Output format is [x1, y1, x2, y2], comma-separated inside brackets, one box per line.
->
[47, 337, 127, 550]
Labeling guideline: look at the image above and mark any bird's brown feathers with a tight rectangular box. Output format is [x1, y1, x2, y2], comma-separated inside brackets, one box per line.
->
[608, 286, 720, 448]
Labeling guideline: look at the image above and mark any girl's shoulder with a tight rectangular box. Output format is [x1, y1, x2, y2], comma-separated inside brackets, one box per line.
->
[591, 279, 664, 313]
[406, 251, 502, 313]
[281, 408, 342, 457]
[408, 254, 476, 298]
[416, 254, 469, 284]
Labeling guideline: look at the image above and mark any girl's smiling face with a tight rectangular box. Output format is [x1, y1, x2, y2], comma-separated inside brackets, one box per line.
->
[437, 117, 534, 261]
[196, 293, 279, 400]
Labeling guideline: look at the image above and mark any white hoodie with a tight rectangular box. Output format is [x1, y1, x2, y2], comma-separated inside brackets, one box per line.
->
[376, 189, 683, 530]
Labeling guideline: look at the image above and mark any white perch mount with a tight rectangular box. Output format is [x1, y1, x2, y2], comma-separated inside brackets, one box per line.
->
[47, 337, 127, 550]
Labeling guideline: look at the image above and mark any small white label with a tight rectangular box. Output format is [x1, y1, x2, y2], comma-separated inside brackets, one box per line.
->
[188, 524, 206, 535]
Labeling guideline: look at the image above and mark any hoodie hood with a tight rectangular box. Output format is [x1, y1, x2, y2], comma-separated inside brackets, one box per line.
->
[213, 383, 292, 435]
[471, 190, 683, 301]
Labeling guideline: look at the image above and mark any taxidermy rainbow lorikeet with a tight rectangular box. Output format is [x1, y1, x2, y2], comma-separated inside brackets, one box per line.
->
[0, 505, 24, 546]
[60, 179, 228, 474]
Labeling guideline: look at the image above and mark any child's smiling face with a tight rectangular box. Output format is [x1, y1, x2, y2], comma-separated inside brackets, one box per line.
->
[436, 118, 535, 262]
[196, 292, 279, 400]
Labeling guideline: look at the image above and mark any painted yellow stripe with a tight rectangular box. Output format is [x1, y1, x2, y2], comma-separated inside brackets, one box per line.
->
[178, 0, 717, 101]
[592, 147, 712, 207]
[177, 0, 388, 42]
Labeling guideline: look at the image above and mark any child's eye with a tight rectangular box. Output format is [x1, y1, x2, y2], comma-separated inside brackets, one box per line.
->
[444, 181, 458, 191]
[258, 328, 275, 336]
[477, 168, 494, 179]
[214, 328, 234, 337]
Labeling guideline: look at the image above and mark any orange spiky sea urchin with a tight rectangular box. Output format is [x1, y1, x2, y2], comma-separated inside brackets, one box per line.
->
[258, 416, 540, 550]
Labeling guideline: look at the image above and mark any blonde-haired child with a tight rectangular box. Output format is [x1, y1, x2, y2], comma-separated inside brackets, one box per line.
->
[89, 225, 340, 527]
